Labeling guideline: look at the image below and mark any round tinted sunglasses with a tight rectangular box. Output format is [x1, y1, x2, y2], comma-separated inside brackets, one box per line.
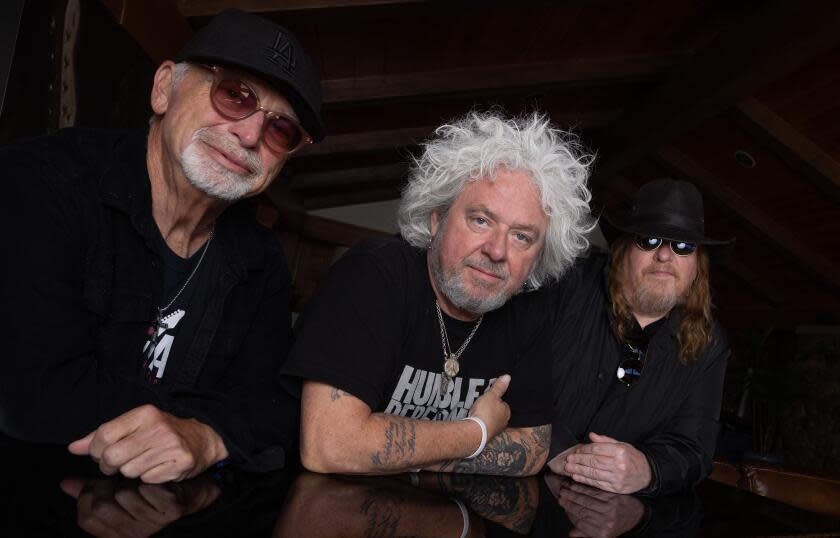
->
[617, 342, 646, 387]
[202, 65, 312, 155]
[634, 235, 697, 256]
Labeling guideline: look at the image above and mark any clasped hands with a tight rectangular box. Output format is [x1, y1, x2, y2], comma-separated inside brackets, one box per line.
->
[68, 404, 228, 483]
[547, 432, 651, 494]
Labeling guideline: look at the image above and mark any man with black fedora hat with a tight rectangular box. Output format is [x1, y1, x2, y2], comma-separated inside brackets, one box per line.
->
[0, 9, 321, 481]
[545, 178, 732, 495]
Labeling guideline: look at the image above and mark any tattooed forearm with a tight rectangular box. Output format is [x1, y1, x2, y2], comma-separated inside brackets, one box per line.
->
[439, 425, 550, 477]
[360, 489, 401, 538]
[371, 419, 418, 468]
[445, 475, 539, 534]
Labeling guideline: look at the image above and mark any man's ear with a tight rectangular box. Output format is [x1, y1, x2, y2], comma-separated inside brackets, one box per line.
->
[430, 211, 440, 237]
[150, 61, 178, 115]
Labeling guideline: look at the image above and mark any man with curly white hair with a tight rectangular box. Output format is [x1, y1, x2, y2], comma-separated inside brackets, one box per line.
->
[282, 111, 593, 476]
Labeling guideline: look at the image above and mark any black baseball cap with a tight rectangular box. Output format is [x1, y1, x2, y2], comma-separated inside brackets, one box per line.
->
[175, 9, 325, 142]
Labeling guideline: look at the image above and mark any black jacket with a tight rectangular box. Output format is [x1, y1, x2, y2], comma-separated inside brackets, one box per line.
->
[548, 251, 729, 495]
[0, 128, 296, 471]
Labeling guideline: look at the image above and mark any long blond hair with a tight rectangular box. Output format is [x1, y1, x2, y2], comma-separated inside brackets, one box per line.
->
[608, 236, 713, 363]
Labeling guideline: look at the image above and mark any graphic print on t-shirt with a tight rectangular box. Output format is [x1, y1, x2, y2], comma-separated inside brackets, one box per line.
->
[142, 309, 186, 383]
[384, 365, 496, 420]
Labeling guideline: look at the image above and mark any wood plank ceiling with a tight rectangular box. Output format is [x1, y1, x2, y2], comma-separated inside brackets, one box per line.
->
[105, 0, 840, 327]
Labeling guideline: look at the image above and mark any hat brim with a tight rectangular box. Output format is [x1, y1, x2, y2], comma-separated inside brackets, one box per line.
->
[600, 215, 735, 262]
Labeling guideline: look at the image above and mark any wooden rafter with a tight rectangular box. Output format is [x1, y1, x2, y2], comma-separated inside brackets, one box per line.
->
[298, 126, 434, 157]
[99, 0, 192, 64]
[299, 109, 619, 157]
[291, 163, 407, 191]
[265, 181, 388, 246]
[655, 147, 840, 296]
[177, 0, 426, 16]
[321, 53, 685, 105]
[734, 97, 840, 203]
[593, 1, 840, 184]
[303, 186, 402, 210]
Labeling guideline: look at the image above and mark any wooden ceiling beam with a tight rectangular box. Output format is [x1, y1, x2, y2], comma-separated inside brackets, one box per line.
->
[734, 97, 840, 203]
[593, 0, 840, 184]
[720, 260, 787, 307]
[265, 181, 388, 246]
[99, 0, 192, 64]
[298, 126, 434, 157]
[299, 109, 619, 157]
[655, 146, 840, 296]
[321, 53, 686, 105]
[177, 0, 426, 16]
[291, 162, 407, 191]
[303, 186, 402, 210]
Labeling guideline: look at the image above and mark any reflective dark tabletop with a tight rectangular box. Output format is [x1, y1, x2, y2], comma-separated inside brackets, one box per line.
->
[3, 440, 838, 537]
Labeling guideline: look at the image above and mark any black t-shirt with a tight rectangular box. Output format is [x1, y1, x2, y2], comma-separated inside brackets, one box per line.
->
[141, 226, 217, 384]
[281, 236, 553, 428]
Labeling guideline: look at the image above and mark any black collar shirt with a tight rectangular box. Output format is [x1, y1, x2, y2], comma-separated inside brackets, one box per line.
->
[547, 251, 729, 495]
[0, 128, 295, 471]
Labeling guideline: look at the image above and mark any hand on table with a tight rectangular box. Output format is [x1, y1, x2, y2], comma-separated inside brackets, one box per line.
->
[60, 474, 220, 538]
[562, 432, 651, 494]
[467, 374, 512, 439]
[68, 404, 228, 483]
[546, 443, 582, 475]
[545, 474, 644, 538]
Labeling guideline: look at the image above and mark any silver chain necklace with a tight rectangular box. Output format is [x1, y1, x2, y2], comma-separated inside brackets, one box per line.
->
[148, 228, 214, 347]
[435, 301, 483, 393]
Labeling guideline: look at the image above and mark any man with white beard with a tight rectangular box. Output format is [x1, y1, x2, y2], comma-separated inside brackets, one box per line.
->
[546, 179, 733, 496]
[282, 111, 594, 476]
[0, 10, 322, 482]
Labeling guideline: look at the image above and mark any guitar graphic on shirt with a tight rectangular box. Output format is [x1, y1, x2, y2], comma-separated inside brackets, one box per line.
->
[142, 309, 186, 382]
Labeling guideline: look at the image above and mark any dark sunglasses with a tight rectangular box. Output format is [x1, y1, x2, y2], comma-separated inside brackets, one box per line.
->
[202, 65, 312, 155]
[634, 235, 697, 256]
[617, 342, 646, 387]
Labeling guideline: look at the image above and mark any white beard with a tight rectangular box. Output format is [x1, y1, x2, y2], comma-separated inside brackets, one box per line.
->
[429, 232, 514, 315]
[181, 127, 263, 201]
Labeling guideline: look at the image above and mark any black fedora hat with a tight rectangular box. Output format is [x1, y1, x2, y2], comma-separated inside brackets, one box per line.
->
[601, 179, 734, 257]
[175, 9, 324, 142]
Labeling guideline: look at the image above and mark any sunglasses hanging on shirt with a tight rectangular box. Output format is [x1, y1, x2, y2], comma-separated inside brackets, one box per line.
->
[634, 236, 697, 256]
[616, 341, 647, 387]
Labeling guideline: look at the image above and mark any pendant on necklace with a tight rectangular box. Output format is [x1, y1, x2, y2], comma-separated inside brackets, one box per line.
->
[148, 308, 168, 347]
[440, 373, 451, 394]
[444, 354, 460, 377]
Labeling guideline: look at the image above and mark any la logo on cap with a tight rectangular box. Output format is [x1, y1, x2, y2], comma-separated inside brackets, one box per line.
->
[265, 30, 297, 72]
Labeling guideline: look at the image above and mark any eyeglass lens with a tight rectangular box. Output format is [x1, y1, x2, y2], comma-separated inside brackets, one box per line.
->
[617, 356, 644, 386]
[635, 236, 697, 256]
[211, 76, 306, 154]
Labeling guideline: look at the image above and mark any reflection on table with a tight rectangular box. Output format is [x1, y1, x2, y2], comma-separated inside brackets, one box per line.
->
[1, 440, 839, 537]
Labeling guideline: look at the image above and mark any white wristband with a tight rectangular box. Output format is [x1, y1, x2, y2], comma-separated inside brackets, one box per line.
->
[462, 416, 487, 459]
[453, 497, 469, 538]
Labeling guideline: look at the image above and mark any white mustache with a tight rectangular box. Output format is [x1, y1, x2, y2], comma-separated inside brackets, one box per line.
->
[193, 128, 262, 176]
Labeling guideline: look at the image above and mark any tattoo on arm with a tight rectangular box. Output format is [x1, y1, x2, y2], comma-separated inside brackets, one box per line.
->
[360, 488, 401, 537]
[447, 475, 538, 534]
[370, 419, 417, 468]
[330, 387, 347, 401]
[441, 425, 550, 477]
